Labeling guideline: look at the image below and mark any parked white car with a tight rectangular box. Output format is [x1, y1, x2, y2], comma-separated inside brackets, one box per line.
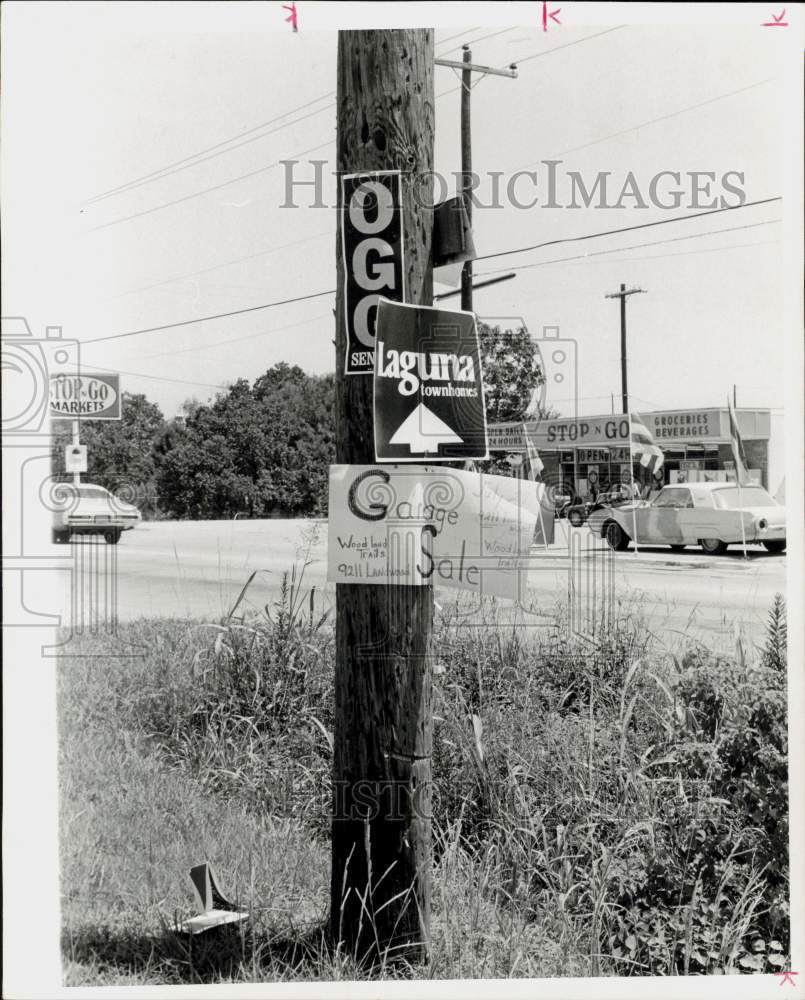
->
[52, 483, 141, 544]
[599, 482, 786, 555]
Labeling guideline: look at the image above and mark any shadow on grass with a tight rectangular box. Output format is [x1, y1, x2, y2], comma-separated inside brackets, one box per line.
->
[63, 919, 340, 985]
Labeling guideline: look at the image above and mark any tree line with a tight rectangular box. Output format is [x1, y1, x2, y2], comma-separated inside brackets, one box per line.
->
[52, 324, 548, 519]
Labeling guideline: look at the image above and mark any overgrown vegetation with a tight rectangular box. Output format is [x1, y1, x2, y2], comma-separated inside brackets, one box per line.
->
[59, 590, 789, 984]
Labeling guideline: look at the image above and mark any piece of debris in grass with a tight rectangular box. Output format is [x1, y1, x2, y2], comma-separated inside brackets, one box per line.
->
[177, 861, 249, 935]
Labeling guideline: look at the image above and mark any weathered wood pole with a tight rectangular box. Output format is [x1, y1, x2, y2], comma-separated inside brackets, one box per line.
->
[331, 29, 435, 964]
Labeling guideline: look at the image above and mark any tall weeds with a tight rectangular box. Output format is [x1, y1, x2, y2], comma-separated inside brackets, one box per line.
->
[60, 584, 790, 980]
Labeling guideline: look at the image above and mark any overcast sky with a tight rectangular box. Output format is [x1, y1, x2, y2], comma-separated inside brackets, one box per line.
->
[2, 4, 795, 420]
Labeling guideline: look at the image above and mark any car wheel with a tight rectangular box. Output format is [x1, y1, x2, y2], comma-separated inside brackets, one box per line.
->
[762, 540, 786, 553]
[699, 538, 727, 555]
[604, 521, 629, 551]
[669, 545, 686, 553]
[569, 510, 584, 527]
[104, 529, 122, 545]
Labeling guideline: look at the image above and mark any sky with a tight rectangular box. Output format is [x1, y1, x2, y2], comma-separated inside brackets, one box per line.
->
[2, 3, 796, 420]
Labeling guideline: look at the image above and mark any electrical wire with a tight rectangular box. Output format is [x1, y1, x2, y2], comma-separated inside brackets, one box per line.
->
[549, 78, 773, 159]
[139, 311, 332, 359]
[515, 26, 626, 64]
[86, 30, 501, 209]
[437, 26, 517, 57]
[435, 27, 479, 49]
[87, 138, 333, 232]
[557, 238, 778, 267]
[83, 287, 336, 345]
[114, 231, 332, 298]
[83, 198, 781, 346]
[476, 217, 781, 275]
[93, 103, 335, 205]
[85, 91, 335, 204]
[80, 363, 227, 389]
[476, 196, 782, 263]
[89, 28, 612, 224]
[436, 27, 626, 98]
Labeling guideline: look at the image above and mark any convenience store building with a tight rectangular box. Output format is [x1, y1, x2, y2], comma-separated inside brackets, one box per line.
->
[490, 407, 781, 498]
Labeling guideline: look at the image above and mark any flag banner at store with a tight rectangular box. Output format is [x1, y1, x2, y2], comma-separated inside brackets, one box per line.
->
[629, 412, 664, 474]
[727, 395, 750, 486]
[523, 423, 544, 480]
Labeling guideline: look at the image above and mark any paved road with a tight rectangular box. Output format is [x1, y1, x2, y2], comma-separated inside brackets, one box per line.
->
[61, 519, 786, 651]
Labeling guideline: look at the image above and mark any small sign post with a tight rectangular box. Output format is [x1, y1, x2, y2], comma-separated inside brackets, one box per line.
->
[50, 372, 122, 484]
[64, 444, 87, 475]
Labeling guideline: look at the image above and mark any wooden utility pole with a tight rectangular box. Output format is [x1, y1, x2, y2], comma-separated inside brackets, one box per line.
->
[460, 46, 473, 311]
[435, 46, 517, 312]
[332, 29, 434, 964]
[605, 283, 645, 414]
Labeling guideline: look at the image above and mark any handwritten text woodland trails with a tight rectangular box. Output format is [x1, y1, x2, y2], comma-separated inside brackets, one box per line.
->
[327, 466, 545, 600]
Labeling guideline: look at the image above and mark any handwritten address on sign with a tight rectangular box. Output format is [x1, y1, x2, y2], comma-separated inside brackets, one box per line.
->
[327, 465, 547, 600]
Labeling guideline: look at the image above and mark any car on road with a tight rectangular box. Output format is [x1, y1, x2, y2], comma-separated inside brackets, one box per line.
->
[546, 486, 582, 519]
[598, 482, 786, 554]
[567, 484, 634, 528]
[52, 483, 141, 544]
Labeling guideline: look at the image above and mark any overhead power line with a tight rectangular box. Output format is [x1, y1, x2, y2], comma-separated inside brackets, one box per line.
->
[477, 217, 781, 275]
[82, 197, 780, 347]
[516, 26, 625, 64]
[476, 196, 782, 263]
[549, 78, 773, 159]
[567, 238, 779, 267]
[86, 91, 335, 204]
[88, 138, 333, 231]
[85, 31, 499, 215]
[140, 311, 333, 359]
[436, 27, 625, 98]
[89, 28, 619, 228]
[435, 27, 480, 49]
[437, 26, 516, 57]
[93, 103, 334, 204]
[114, 230, 331, 298]
[83, 287, 336, 344]
[81, 363, 226, 389]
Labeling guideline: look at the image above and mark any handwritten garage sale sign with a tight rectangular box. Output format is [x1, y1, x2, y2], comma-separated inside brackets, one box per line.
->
[328, 465, 544, 600]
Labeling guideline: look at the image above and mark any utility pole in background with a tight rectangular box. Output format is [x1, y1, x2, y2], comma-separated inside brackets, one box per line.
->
[605, 283, 645, 414]
[332, 28, 434, 964]
[435, 46, 517, 312]
[71, 419, 81, 486]
[460, 46, 473, 311]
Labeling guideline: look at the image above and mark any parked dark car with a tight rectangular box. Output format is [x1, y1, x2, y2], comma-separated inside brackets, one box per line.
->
[566, 484, 634, 528]
[551, 487, 584, 520]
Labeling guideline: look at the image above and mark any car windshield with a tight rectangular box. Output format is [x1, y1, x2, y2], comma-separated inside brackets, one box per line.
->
[77, 487, 110, 500]
[712, 486, 776, 509]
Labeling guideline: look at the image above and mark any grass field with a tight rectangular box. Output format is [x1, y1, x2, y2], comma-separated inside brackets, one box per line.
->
[58, 577, 790, 985]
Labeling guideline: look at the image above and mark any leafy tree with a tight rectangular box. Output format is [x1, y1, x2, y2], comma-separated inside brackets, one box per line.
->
[478, 322, 547, 424]
[477, 322, 557, 475]
[155, 366, 335, 518]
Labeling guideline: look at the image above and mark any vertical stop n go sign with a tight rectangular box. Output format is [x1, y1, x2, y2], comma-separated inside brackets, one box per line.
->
[341, 171, 405, 375]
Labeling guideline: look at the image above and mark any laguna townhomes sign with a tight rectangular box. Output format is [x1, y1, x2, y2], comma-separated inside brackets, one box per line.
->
[373, 299, 488, 463]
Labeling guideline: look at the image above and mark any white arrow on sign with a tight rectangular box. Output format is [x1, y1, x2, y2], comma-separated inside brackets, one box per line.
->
[389, 403, 463, 453]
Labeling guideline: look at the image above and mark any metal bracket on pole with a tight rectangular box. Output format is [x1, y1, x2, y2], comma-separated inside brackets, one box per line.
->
[434, 58, 518, 78]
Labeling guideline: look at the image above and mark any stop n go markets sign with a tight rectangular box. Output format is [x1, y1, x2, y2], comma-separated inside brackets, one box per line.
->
[49, 372, 121, 419]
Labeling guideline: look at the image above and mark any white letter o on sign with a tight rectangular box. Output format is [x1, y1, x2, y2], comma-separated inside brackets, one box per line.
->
[349, 181, 394, 235]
